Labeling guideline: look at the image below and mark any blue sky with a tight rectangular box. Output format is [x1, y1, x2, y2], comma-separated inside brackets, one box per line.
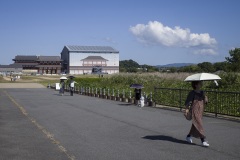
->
[0, 0, 239, 65]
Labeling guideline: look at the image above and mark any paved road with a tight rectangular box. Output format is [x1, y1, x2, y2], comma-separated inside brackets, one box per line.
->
[0, 88, 239, 160]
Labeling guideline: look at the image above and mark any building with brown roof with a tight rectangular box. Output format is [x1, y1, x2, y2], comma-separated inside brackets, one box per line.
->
[12, 55, 62, 74]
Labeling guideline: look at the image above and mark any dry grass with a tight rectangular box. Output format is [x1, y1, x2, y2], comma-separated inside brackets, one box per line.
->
[0, 76, 8, 83]
[110, 72, 191, 80]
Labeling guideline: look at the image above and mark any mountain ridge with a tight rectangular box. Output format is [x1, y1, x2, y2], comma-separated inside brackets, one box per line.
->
[156, 63, 194, 68]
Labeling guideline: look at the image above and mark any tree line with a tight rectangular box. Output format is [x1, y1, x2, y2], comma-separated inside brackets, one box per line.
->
[120, 48, 240, 73]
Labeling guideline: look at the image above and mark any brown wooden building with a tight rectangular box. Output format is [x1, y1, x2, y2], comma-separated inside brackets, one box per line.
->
[12, 55, 62, 74]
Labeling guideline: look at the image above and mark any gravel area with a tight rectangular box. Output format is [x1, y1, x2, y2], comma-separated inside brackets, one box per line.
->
[0, 83, 45, 88]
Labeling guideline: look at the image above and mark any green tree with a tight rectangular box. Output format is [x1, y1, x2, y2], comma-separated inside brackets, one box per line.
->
[198, 62, 215, 72]
[127, 67, 138, 73]
[169, 67, 177, 73]
[179, 65, 201, 73]
[213, 62, 229, 72]
[225, 48, 240, 72]
[141, 64, 159, 72]
[119, 59, 140, 72]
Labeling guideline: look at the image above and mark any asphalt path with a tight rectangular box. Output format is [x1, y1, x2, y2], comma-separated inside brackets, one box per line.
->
[0, 88, 239, 160]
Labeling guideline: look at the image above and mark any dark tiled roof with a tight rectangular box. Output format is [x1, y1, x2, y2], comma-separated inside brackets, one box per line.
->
[65, 45, 119, 53]
[37, 56, 62, 61]
[0, 63, 23, 68]
[81, 56, 108, 61]
[36, 65, 61, 68]
[13, 55, 38, 61]
[16, 63, 38, 65]
[10, 63, 23, 68]
[0, 65, 12, 68]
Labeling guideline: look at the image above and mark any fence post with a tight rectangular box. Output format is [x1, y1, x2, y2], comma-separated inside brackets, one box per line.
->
[215, 90, 218, 117]
[122, 89, 125, 102]
[107, 88, 109, 99]
[154, 87, 156, 104]
[112, 89, 115, 100]
[143, 92, 147, 105]
[149, 92, 154, 106]
[117, 89, 120, 101]
[95, 88, 98, 97]
[128, 90, 133, 103]
[100, 88, 102, 98]
[103, 88, 106, 99]
[179, 88, 182, 111]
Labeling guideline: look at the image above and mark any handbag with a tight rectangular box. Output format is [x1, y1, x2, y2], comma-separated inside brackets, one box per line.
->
[184, 92, 195, 120]
[184, 107, 192, 120]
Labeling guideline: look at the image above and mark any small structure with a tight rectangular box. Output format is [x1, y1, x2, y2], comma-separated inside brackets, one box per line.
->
[0, 63, 23, 74]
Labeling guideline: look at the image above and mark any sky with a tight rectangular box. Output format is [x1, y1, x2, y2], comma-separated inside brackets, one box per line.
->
[0, 0, 239, 65]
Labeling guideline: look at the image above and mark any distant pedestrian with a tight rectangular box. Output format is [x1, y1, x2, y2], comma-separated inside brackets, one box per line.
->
[69, 80, 77, 96]
[134, 88, 141, 106]
[185, 81, 209, 147]
[59, 80, 65, 96]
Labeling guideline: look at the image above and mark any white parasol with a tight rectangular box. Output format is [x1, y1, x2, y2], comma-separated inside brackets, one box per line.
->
[184, 73, 221, 86]
[60, 76, 68, 80]
[184, 73, 221, 82]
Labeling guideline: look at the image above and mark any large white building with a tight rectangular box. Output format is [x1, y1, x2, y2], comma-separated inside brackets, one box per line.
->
[60, 45, 119, 74]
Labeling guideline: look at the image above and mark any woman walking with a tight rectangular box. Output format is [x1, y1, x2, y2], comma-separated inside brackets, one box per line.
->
[69, 80, 78, 96]
[59, 80, 65, 96]
[185, 81, 209, 147]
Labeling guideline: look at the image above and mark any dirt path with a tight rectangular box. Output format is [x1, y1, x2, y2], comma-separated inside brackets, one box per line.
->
[3, 76, 11, 81]
[0, 83, 45, 88]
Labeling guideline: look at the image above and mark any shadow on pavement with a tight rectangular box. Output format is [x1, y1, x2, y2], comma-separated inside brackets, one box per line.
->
[118, 104, 133, 106]
[142, 135, 195, 145]
[53, 94, 71, 96]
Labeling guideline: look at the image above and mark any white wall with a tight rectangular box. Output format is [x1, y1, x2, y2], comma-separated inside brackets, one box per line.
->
[69, 52, 119, 67]
[69, 69, 119, 75]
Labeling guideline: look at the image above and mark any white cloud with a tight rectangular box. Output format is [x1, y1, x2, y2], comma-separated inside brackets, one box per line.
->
[129, 21, 217, 55]
[193, 49, 217, 55]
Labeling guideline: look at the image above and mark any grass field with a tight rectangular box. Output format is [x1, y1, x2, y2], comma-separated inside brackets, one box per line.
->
[1, 72, 239, 91]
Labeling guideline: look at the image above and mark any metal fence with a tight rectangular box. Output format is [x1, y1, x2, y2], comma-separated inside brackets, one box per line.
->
[60, 84, 154, 105]
[154, 87, 240, 117]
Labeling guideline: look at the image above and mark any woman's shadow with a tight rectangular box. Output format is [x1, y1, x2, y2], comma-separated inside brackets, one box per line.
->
[142, 135, 195, 145]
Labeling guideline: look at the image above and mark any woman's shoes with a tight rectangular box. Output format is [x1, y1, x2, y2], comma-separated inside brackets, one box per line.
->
[202, 141, 210, 147]
[186, 136, 210, 147]
[186, 136, 193, 143]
